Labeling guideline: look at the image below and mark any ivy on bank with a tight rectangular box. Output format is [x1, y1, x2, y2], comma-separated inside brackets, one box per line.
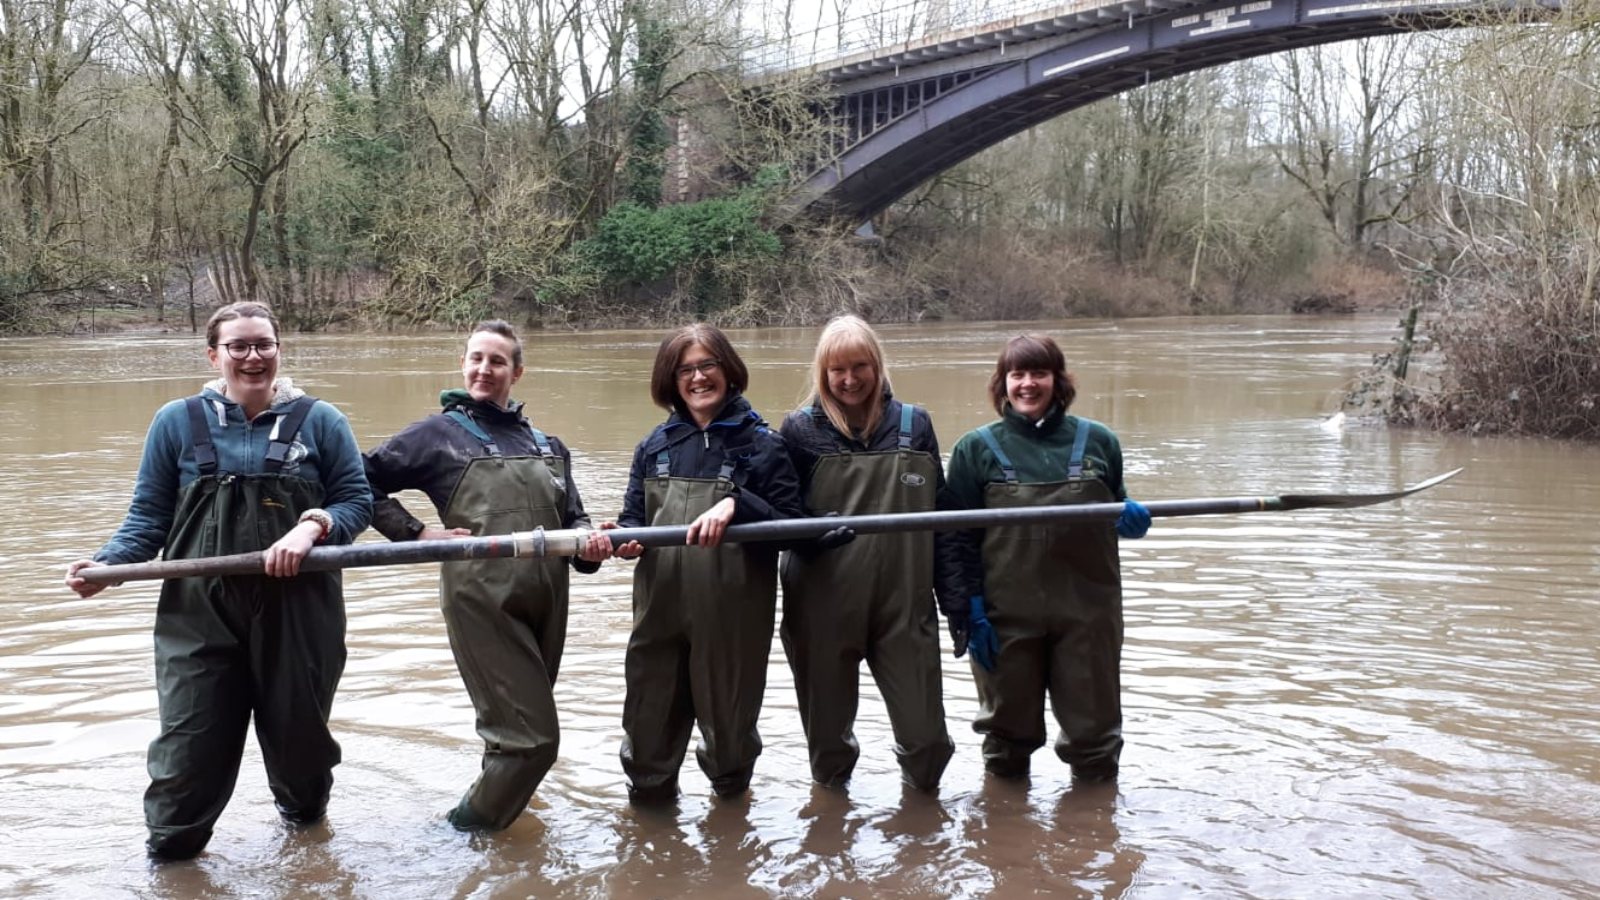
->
[539, 173, 785, 308]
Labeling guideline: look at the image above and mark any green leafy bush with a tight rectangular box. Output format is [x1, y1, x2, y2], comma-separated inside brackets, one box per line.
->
[544, 193, 782, 304]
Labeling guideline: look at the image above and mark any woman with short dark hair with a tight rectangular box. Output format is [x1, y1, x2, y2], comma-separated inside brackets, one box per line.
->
[606, 323, 802, 804]
[941, 333, 1151, 782]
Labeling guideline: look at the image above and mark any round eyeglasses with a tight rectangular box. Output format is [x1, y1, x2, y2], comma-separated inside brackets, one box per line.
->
[216, 340, 280, 360]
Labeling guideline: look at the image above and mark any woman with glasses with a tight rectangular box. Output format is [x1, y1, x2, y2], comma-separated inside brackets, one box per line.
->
[605, 323, 802, 804]
[940, 334, 1150, 783]
[777, 315, 957, 792]
[65, 301, 371, 860]
[361, 319, 612, 831]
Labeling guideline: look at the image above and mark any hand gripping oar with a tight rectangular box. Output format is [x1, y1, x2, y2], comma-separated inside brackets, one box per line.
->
[78, 468, 1461, 585]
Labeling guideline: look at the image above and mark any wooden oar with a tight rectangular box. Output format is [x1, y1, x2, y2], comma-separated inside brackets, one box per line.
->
[78, 468, 1461, 585]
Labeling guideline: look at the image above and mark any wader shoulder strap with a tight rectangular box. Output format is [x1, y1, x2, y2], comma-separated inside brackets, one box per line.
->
[898, 403, 915, 450]
[976, 424, 1018, 484]
[657, 447, 734, 481]
[1066, 416, 1095, 479]
[445, 409, 500, 457]
[265, 396, 317, 473]
[808, 400, 849, 453]
[184, 396, 218, 476]
[526, 425, 552, 458]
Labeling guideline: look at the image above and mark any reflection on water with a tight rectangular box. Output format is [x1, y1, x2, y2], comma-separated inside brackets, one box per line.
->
[3, 316, 1599, 898]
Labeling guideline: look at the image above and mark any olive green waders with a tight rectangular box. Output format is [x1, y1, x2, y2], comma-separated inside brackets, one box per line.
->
[146, 396, 344, 860]
[972, 421, 1124, 781]
[780, 407, 954, 790]
[621, 458, 778, 801]
[437, 416, 571, 830]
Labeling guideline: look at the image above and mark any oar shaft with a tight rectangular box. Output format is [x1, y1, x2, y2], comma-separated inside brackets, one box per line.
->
[606, 496, 1277, 547]
[78, 498, 1270, 585]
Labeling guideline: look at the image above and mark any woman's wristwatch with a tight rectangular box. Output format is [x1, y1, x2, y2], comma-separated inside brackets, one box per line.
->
[297, 508, 334, 542]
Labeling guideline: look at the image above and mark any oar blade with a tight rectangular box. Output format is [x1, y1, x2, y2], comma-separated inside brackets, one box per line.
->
[1277, 468, 1462, 511]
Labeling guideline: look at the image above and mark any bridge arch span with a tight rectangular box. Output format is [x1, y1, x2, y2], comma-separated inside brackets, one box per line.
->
[791, 0, 1539, 223]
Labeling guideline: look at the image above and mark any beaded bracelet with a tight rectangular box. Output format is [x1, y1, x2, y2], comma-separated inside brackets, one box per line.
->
[297, 508, 334, 542]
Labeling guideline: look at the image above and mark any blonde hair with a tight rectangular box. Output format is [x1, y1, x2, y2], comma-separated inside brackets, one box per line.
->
[804, 315, 890, 438]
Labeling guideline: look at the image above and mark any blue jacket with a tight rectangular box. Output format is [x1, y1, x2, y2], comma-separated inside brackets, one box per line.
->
[95, 379, 373, 565]
[617, 392, 802, 528]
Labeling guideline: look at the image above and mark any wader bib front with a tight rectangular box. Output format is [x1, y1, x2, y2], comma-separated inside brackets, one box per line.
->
[621, 454, 778, 799]
[145, 396, 345, 859]
[972, 417, 1124, 780]
[437, 411, 569, 829]
[779, 405, 954, 790]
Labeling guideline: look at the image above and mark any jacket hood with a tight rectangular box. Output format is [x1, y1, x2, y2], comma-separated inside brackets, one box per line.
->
[1000, 402, 1067, 434]
[201, 377, 306, 411]
[666, 389, 760, 431]
[440, 388, 524, 421]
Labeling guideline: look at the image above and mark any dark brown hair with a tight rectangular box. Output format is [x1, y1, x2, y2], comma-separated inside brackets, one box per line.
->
[649, 323, 749, 413]
[987, 334, 1077, 415]
[205, 301, 279, 347]
[470, 319, 523, 368]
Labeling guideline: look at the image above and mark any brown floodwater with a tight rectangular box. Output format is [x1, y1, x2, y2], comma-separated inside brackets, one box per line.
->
[2, 316, 1597, 898]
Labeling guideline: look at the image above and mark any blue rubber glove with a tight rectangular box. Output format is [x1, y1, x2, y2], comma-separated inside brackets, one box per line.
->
[1116, 499, 1151, 539]
[965, 595, 999, 672]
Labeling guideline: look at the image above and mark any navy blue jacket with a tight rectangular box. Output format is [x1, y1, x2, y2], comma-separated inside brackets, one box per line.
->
[780, 390, 963, 617]
[617, 392, 802, 528]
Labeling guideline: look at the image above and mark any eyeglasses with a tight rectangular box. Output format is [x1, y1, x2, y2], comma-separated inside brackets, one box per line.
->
[216, 340, 280, 360]
[675, 359, 720, 380]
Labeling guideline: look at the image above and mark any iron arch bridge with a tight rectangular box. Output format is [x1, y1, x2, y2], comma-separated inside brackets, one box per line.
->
[776, 0, 1548, 223]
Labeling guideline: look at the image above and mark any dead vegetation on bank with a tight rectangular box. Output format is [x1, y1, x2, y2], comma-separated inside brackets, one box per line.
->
[1351, 270, 1600, 442]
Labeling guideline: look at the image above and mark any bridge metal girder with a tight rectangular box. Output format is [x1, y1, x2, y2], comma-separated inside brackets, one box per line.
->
[793, 0, 1533, 223]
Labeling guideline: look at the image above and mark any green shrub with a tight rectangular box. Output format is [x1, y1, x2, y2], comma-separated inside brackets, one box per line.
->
[543, 193, 782, 305]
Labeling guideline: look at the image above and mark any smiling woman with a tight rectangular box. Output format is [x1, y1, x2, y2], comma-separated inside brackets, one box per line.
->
[605, 322, 803, 805]
[360, 318, 614, 832]
[60, 300, 373, 861]
[777, 314, 960, 792]
[940, 333, 1149, 783]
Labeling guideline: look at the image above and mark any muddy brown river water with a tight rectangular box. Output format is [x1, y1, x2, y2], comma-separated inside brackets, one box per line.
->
[2, 316, 1597, 898]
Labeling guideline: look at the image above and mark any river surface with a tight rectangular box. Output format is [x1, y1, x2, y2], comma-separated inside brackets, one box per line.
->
[2, 316, 1598, 898]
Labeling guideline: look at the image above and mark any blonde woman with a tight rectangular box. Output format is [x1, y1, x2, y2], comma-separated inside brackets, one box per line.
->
[778, 315, 958, 792]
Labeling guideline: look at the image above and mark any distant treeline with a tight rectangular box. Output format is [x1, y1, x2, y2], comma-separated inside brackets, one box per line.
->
[2, 2, 1597, 435]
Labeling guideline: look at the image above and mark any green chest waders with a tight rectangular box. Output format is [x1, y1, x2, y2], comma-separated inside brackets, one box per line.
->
[970, 418, 1125, 781]
[778, 404, 954, 789]
[437, 410, 568, 830]
[145, 395, 345, 859]
[620, 451, 778, 801]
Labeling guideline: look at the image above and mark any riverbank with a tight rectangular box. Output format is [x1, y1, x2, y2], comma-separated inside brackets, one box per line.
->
[30, 248, 1408, 336]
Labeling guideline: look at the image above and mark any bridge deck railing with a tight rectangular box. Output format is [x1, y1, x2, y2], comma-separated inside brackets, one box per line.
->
[740, 0, 1137, 76]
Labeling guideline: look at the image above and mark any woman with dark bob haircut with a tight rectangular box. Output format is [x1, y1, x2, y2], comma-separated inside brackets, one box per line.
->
[939, 333, 1151, 783]
[605, 323, 802, 804]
